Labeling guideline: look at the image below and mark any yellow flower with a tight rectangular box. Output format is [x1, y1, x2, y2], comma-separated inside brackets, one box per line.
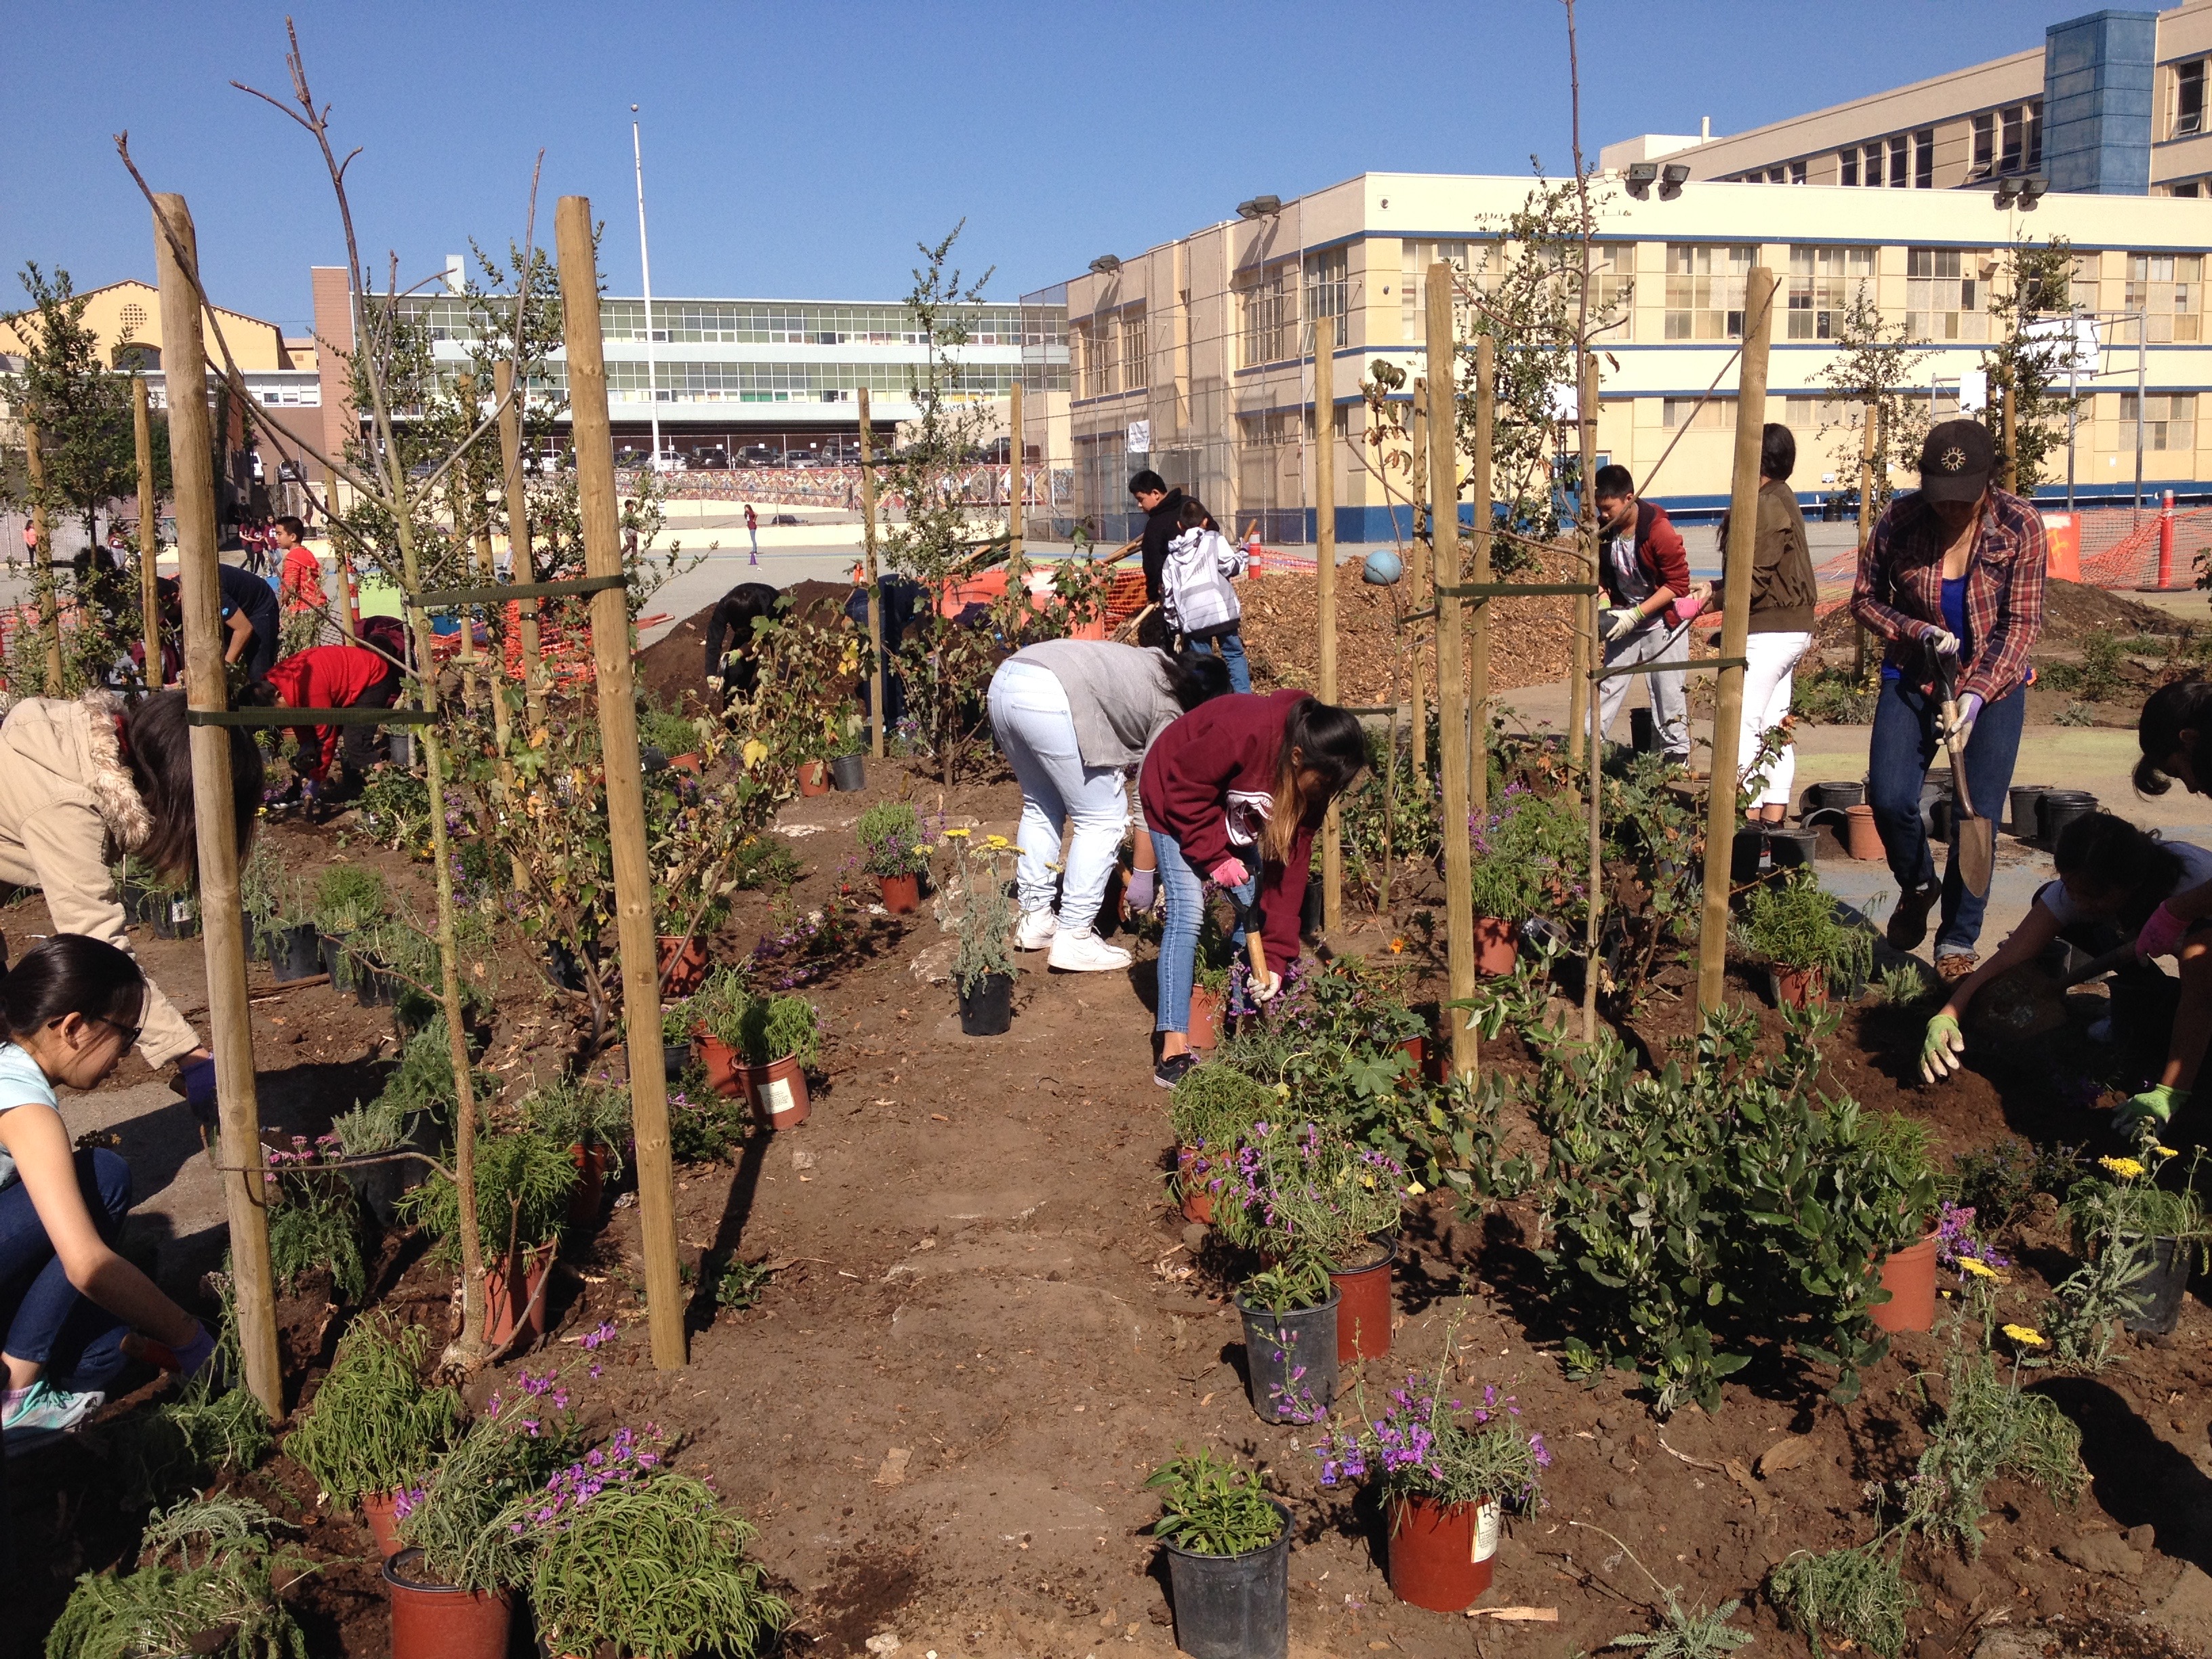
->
[2099, 1155, 2146, 1180]
[1389, 937, 1406, 954]
[2002, 1324, 2047, 1347]
[945, 827, 971, 838]
[912, 844, 933, 857]
[985, 834, 1011, 851]
[2154, 1145, 2181, 1160]
[1959, 1257, 1999, 1279]
[741, 738, 768, 769]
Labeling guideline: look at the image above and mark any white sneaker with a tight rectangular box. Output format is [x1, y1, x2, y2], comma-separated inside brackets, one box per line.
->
[3, 1379, 104, 1456]
[1048, 928, 1132, 972]
[1015, 909, 1059, 951]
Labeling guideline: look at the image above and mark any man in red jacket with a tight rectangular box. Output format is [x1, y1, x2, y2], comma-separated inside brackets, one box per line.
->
[260, 642, 403, 808]
[1591, 464, 1694, 766]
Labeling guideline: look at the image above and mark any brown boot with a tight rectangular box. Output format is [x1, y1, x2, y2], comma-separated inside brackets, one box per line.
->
[1887, 882, 1941, 951]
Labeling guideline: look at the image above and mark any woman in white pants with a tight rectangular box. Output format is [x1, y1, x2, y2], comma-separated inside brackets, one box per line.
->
[987, 642, 1230, 972]
[1710, 423, 1820, 824]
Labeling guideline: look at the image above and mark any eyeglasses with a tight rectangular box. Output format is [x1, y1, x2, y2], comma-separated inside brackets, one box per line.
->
[91, 1015, 143, 1051]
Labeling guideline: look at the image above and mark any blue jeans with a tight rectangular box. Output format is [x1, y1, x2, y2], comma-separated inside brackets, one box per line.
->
[1187, 632, 1252, 694]
[0, 1148, 134, 1391]
[1151, 828, 1257, 1034]
[1867, 676, 2026, 958]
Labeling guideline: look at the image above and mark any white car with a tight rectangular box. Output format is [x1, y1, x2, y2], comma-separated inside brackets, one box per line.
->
[648, 451, 688, 474]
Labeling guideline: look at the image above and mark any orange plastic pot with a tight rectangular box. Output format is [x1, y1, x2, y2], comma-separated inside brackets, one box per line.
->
[1387, 1495, 1500, 1612]
[1771, 964, 1827, 1010]
[1845, 802, 1884, 861]
[483, 1240, 557, 1353]
[1188, 985, 1225, 1050]
[1397, 1036, 1425, 1081]
[878, 873, 921, 914]
[359, 1488, 403, 1560]
[1871, 1235, 1939, 1334]
[1473, 917, 1518, 977]
[1176, 1146, 1214, 1225]
[735, 1053, 811, 1130]
[656, 934, 708, 998]
[384, 1548, 513, 1659]
[567, 1143, 609, 1226]
[693, 1031, 742, 1098]
[667, 751, 703, 776]
[1330, 1234, 1398, 1361]
[797, 760, 831, 796]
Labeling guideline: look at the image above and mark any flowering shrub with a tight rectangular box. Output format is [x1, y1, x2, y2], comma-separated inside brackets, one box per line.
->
[1213, 1118, 1406, 1265]
[1314, 1370, 1549, 1509]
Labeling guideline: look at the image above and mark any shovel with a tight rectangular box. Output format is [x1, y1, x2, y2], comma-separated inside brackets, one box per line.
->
[1934, 651, 1994, 900]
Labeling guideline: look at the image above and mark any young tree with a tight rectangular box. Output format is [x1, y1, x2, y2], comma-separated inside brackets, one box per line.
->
[2, 266, 138, 536]
[1980, 234, 2078, 494]
[1816, 292, 1934, 520]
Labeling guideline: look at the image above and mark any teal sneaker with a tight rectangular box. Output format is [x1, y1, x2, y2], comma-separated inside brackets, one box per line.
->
[3, 1379, 105, 1455]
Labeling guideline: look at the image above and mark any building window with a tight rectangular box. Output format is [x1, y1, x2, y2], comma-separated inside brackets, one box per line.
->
[2001, 106, 2024, 173]
[1915, 128, 1935, 188]
[1863, 142, 1885, 187]
[2176, 180, 2205, 197]
[2176, 60, 2207, 138]
[2126, 253, 2203, 342]
[1305, 249, 1348, 350]
[1790, 159, 1807, 184]
[1783, 394, 1863, 431]
[1767, 166, 1786, 184]
[2028, 101, 2043, 171]
[1906, 247, 1988, 342]
[1662, 396, 1732, 430]
[1240, 264, 1296, 366]
[1589, 243, 1633, 341]
[1095, 316, 1119, 395]
[2121, 392, 2197, 449]
[1840, 149, 1860, 186]
[1664, 244, 1754, 340]
[1401, 239, 1471, 342]
[1120, 306, 1148, 390]
[1787, 245, 1875, 340]
[1890, 134, 1910, 186]
[1972, 112, 1994, 180]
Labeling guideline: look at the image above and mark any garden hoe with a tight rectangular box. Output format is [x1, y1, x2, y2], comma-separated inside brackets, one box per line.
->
[1934, 649, 1993, 900]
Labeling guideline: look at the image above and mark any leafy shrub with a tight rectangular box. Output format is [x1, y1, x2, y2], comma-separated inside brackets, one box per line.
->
[397, 1379, 583, 1593]
[1237, 1254, 1334, 1314]
[1946, 1137, 2077, 1231]
[108, 1298, 273, 1511]
[668, 1081, 755, 1166]
[312, 865, 388, 935]
[1897, 1346, 2085, 1555]
[1792, 665, 1879, 725]
[1469, 783, 1589, 926]
[1213, 1120, 1406, 1265]
[1738, 868, 1875, 987]
[1167, 1064, 1275, 1153]
[399, 1129, 577, 1263]
[638, 703, 705, 758]
[1147, 1448, 1283, 1557]
[1337, 731, 1439, 905]
[2054, 699, 2096, 726]
[855, 801, 935, 880]
[266, 1143, 365, 1303]
[687, 968, 821, 1067]
[285, 1317, 462, 1509]
[47, 1496, 306, 1659]
[1767, 1542, 1915, 1659]
[522, 1073, 632, 1155]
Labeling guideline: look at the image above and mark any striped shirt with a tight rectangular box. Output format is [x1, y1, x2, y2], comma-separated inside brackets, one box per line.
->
[1850, 488, 2047, 704]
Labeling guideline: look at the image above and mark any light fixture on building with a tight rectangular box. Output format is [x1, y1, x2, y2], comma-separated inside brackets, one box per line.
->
[1660, 163, 1692, 199]
[2020, 174, 2048, 205]
[1235, 195, 1283, 220]
[1994, 176, 2020, 207]
[1625, 161, 1659, 198]
[1088, 254, 1121, 274]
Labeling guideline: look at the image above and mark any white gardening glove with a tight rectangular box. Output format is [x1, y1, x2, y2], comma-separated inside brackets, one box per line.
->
[1600, 606, 1642, 643]
[1250, 971, 1283, 1004]
[1925, 628, 1961, 657]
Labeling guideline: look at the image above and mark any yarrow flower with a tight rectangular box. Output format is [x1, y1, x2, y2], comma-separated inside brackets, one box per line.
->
[2153, 1145, 2181, 1160]
[1958, 1257, 2001, 1280]
[2002, 1324, 2047, 1347]
[2100, 1155, 2147, 1180]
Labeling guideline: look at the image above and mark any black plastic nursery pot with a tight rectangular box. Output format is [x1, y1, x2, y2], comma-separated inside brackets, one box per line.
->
[2039, 789, 2098, 847]
[387, 729, 415, 768]
[831, 753, 867, 792]
[352, 958, 399, 1008]
[2121, 1234, 2193, 1335]
[2008, 783, 2053, 838]
[664, 1041, 691, 1083]
[148, 892, 199, 940]
[1161, 1498, 1292, 1659]
[1235, 1288, 1339, 1425]
[270, 924, 322, 983]
[319, 934, 352, 991]
[958, 971, 1015, 1036]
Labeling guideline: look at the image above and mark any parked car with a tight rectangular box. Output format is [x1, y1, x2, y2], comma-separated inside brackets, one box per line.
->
[737, 444, 778, 468]
[649, 451, 688, 474]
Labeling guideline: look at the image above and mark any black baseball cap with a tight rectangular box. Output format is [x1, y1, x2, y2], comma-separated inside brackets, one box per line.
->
[1917, 419, 1996, 504]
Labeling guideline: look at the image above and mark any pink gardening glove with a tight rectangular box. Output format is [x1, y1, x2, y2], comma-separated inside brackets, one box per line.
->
[1674, 592, 1707, 624]
[1210, 857, 1250, 888]
[2137, 901, 2188, 962]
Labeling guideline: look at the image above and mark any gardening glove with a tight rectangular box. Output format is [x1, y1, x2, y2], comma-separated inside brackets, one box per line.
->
[1600, 606, 1642, 644]
[1920, 1012, 1965, 1083]
[1209, 857, 1250, 889]
[1250, 970, 1283, 1004]
[131, 1321, 216, 1379]
[1924, 626, 1962, 657]
[1124, 868, 1157, 912]
[2115, 1083, 2189, 1135]
[178, 1054, 218, 1130]
[1936, 693, 1983, 746]
[2137, 901, 2190, 962]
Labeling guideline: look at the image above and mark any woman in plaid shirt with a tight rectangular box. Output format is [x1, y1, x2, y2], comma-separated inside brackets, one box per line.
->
[1851, 419, 2045, 980]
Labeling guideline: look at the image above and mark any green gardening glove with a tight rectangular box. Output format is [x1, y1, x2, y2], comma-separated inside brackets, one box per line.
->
[1920, 1012, 1964, 1084]
[2115, 1084, 2189, 1137]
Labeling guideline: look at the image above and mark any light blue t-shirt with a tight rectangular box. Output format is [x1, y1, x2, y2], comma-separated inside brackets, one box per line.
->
[0, 1042, 62, 1191]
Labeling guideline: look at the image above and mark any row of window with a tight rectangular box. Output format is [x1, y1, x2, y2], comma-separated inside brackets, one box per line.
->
[392, 294, 1067, 350]
[600, 359, 1048, 403]
[1658, 392, 2200, 451]
[1725, 101, 2043, 189]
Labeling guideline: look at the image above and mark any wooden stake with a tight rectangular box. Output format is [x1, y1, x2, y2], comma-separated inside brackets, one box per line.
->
[1696, 267, 1776, 1013]
[1315, 354, 1340, 935]
[152, 192, 281, 1418]
[1408, 377, 1429, 778]
[557, 195, 685, 1371]
[2001, 377, 2018, 495]
[22, 419, 64, 696]
[451, 374, 485, 714]
[494, 360, 545, 733]
[133, 375, 163, 687]
[1471, 339, 1494, 819]
[1008, 379, 1025, 562]
[1427, 266, 1477, 1081]
[858, 387, 886, 760]
[1580, 352, 1602, 1041]
[1854, 409, 1876, 680]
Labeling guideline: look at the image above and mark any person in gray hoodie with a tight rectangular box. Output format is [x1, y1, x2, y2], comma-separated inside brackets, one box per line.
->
[1161, 499, 1250, 693]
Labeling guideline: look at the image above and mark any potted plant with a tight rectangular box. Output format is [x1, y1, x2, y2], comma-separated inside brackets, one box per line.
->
[265, 873, 321, 983]
[1861, 1112, 1944, 1333]
[285, 1316, 464, 1559]
[1187, 907, 1240, 1048]
[398, 1129, 578, 1353]
[857, 800, 933, 914]
[688, 968, 819, 1129]
[1233, 1254, 1339, 1425]
[1466, 853, 1536, 977]
[1312, 1340, 1549, 1613]
[938, 829, 1016, 1035]
[523, 1074, 632, 1225]
[1166, 1064, 1273, 1225]
[332, 1086, 426, 1227]
[1468, 785, 1585, 972]
[144, 863, 200, 940]
[830, 715, 868, 792]
[313, 866, 390, 991]
[662, 1000, 696, 1082]
[2066, 1149, 2210, 1336]
[638, 703, 706, 773]
[1738, 868, 1874, 1008]
[1147, 1447, 1291, 1659]
[46, 1494, 308, 1659]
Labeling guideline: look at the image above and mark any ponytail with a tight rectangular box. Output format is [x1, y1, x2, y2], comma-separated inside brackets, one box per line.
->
[1261, 697, 1368, 865]
[0, 935, 145, 1041]
[127, 691, 264, 883]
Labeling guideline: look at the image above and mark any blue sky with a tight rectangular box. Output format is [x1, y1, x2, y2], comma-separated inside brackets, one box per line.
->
[2, 0, 2054, 325]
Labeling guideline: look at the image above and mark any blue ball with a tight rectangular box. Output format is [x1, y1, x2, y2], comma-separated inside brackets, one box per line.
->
[1361, 550, 1404, 585]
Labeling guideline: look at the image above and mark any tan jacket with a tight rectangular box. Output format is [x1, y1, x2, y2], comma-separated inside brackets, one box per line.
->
[0, 693, 198, 1066]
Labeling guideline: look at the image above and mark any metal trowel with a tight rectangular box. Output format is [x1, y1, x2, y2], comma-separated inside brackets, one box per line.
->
[1934, 650, 1993, 899]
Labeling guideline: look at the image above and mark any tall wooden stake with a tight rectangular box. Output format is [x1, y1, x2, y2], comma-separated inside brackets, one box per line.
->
[1408, 378, 1429, 777]
[1008, 379, 1025, 561]
[2001, 377, 2018, 494]
[1427, 266, 1477, 1080]
[495, 360, 545, 732]
[1315, 356, 1340, 934]
[558, 195, 685, 1370]
[1696, 267, 1776, 1012]
[451, 373, 485, 714]
[1580, 352, 1603, 1040]
[1471, 338, 1494, 818]
[22, 419, 64, 695]
[152, 192, 280, 1418]
[133, 375, 163, 687]
[1854, 409, 1876, 680]
[858, 388, 885, 760]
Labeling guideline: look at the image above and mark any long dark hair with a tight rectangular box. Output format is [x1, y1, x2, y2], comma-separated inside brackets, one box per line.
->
[2053, 811, 2186, 932]
[126, 691, 264, 882]
[1159, 649, 1231, 712]
[1715, 424, 1799, 552]
[0, 934, 144, 1040]
[1262, 697, 1368, 864]
[2135, 678, 2212, 796]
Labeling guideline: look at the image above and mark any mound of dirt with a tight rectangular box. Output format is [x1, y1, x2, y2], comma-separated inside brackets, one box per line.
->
[638, 577, 855, 712]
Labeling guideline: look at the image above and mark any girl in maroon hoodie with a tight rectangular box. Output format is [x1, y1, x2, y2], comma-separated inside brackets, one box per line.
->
[1138, 690, 1367, 1087]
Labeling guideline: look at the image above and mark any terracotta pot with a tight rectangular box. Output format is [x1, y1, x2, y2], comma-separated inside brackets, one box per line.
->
[482, 1240, 558, 1352]
[1771, 964, 1827, 1010]
[693, 1031, 743, 1099]
[1473, 917, 1519, 977]
[359, 1488, 404, 1560]
[1187, 984, 1225, 1051]
[878, 873, 921, 914]
[797, 759, 831, 796]
[1330, 1234, 1398, 1362]
[656, 934, 708, 997]
[1387, 1494, 1500, 1612]
[1844, 802, 1884, 861]
[1176, 1146, 1214, 1225]
[383, 1547, 513, 1659]
[1870, 1234, 1939, 1334]
[734, 1053, 810, 1130]
[567, 1143, 609, 1226]
[1397, 1036, 1425, 1081]
[668, 751, 703, 776]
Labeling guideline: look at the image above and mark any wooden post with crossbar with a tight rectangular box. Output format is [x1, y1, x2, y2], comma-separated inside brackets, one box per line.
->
[1427, 266, 1477, 1081]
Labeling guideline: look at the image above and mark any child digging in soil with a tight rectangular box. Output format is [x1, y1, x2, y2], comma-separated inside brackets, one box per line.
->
[1921, 810, 2212, 1139]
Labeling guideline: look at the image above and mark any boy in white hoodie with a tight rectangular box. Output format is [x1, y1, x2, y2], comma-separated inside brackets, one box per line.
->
[1161, 499, 1250, 693]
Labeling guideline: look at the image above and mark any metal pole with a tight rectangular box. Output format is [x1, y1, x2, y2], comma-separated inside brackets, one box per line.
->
[1315, 344, 1340, 935]
[630, 108, 661, 464]
[1697, 266, 1776, 1013]
[2134, 311, 2146, 518]
[2066, 307, 2078, 512]
[133, 375, 163, 688]
[1427, 265, 1477, 1082]
[1008, 378, 1025, 560]
[859, 387, 885, 759]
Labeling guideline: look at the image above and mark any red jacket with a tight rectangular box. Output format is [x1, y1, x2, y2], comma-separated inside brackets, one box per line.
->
[1140, 689, 1314, 970]
[1599, 500, 1692, 628]
[266, 645, 392, 780]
